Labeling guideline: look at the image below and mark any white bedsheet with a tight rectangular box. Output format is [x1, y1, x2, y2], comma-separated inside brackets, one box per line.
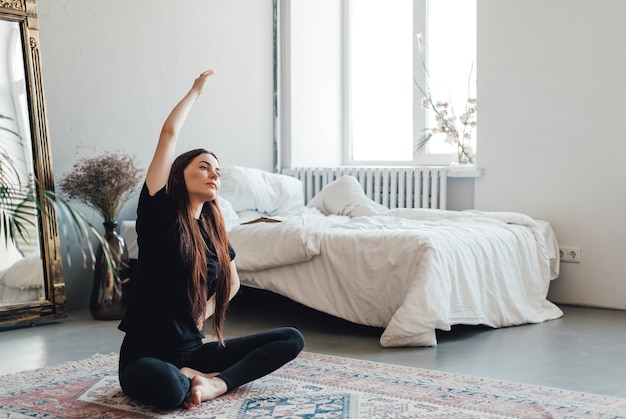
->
[230, 207, 563, 347]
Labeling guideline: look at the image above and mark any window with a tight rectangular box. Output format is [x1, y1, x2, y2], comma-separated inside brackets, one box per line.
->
[347, 0, 476, 165]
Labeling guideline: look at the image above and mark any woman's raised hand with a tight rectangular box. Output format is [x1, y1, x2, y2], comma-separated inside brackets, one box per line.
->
[192, 70, 215, 99]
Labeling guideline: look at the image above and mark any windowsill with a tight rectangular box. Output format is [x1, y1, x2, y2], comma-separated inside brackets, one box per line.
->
[446, 166, 484, 178]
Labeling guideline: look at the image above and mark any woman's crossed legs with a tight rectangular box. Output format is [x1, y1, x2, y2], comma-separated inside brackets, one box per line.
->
[119, 327, 304, 409]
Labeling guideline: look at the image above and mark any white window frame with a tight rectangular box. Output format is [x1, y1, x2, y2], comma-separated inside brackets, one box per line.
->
[275, 0, 476, 169]
[343, 0, 475, 167]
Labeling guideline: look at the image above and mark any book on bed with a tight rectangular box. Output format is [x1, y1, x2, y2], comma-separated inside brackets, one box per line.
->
[240, 217, 282, 225]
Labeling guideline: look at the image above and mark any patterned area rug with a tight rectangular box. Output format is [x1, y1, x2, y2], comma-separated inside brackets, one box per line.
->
[1, 352, 625, 418]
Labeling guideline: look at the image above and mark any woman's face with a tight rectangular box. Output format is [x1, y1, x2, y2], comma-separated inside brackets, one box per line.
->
[183, 153, 221, 203]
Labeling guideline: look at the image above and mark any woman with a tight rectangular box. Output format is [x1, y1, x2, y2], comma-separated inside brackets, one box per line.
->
[118, 70, 304, 410]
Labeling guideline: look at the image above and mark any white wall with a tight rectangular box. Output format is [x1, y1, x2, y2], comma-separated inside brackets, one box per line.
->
[477, 0, 626, 309]
[35, 0, 626, 311]
[37, 0, 275, 309]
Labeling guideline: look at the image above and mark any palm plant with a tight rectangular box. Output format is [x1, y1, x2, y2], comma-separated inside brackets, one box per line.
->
[0, 128, 31, 245]
[0, 114, 114, 271]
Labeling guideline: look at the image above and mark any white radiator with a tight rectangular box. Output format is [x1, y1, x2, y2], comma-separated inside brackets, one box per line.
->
[283, 167, 448, 210]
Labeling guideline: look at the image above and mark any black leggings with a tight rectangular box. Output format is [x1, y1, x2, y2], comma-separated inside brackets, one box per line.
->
[118, 327, 304, 409]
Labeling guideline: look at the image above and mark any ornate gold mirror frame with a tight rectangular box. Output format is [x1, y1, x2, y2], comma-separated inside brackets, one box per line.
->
[0, 0, 66, 327]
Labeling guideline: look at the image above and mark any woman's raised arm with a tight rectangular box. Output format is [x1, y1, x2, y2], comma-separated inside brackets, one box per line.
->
[145, 70, 215, 195]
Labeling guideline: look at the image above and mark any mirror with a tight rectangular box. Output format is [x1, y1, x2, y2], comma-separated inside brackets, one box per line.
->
[0, 0, 66, 327]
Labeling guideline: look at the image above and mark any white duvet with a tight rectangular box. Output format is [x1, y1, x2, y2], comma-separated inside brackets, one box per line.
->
[228, 176, 564, 347]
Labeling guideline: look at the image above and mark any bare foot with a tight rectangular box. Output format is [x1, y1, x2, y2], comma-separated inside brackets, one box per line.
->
[179, 366, 219, 380]
[183, 376, 228, 409]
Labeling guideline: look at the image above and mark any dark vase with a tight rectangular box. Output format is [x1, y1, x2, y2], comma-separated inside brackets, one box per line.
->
[90, 221, 131, 320]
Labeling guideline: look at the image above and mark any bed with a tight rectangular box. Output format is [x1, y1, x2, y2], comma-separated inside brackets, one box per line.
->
[120, 166, 563, 347]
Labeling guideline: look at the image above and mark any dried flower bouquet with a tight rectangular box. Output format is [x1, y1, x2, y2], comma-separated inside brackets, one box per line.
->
[59, 152, 143, 223]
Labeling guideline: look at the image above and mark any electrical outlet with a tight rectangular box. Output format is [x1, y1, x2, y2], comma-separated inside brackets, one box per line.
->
[559, 247, 581, 263]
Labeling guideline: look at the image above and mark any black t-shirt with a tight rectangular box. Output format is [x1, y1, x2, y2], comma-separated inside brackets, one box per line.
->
[118, 183, 235, 345]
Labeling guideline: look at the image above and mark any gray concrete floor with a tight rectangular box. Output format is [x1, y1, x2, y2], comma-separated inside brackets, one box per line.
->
[1, 287, 625, 400]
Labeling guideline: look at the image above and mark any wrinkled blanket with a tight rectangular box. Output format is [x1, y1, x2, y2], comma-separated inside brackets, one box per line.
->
[229, 176, 563, 347]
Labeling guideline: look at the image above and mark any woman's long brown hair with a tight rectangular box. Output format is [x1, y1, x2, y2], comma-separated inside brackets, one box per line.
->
[167, 148, 232, 345]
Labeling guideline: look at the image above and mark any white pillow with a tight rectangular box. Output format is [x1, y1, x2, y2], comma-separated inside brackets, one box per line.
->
[0, 250, 43, 289]
[307, 175, 387, 217]
[220, 166, 305, 216]
[218, 197, 239, 222]
[0, 237, 23, 271]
